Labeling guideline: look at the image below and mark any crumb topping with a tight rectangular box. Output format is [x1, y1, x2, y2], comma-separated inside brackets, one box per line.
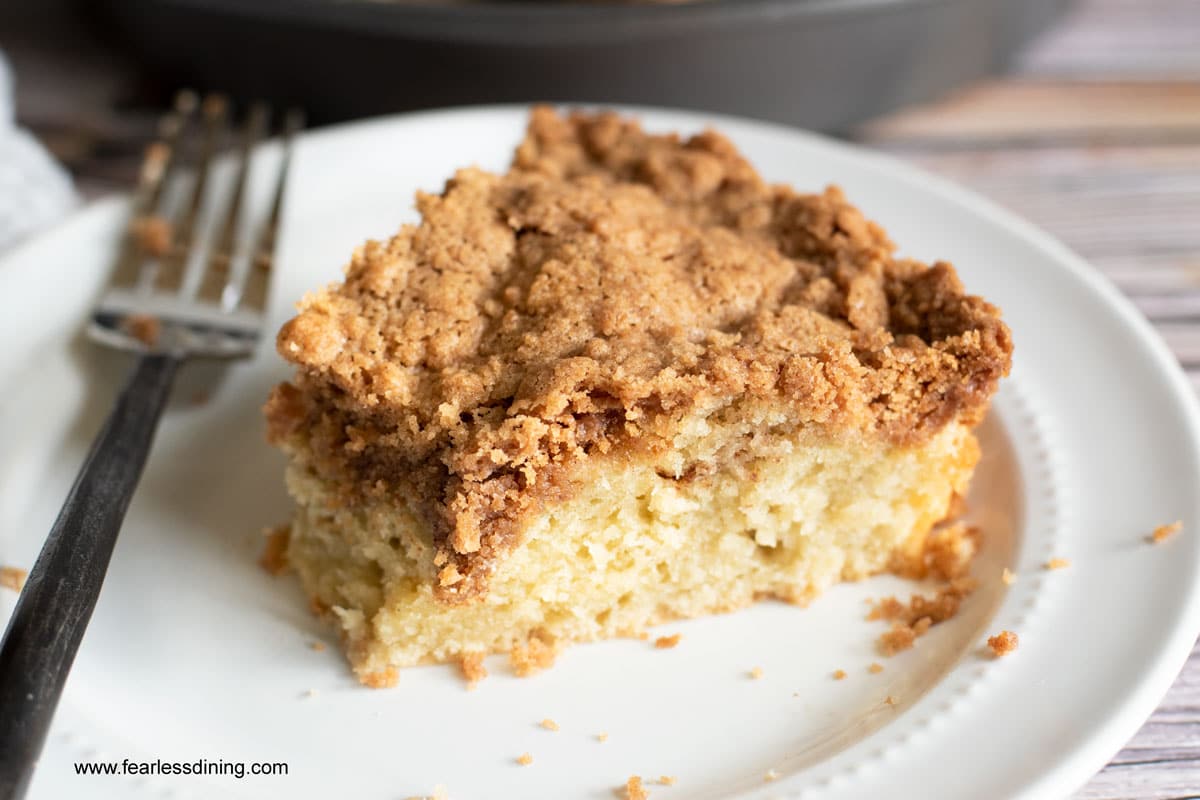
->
[269, 107, 1011, 602]
[654, 634, 681, 649]
[625, 776, 649, 800]
[987, 630, 1019, 656]
[1151, 521, 1182, 543]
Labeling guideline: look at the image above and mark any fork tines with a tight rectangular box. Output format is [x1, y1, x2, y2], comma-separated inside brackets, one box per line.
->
[98, 90, 303, 356]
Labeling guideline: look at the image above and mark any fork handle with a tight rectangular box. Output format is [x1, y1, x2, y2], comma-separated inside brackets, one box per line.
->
[0, 354, 179, 800]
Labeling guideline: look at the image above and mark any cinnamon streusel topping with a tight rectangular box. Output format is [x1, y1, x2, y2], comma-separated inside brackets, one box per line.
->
[268, 107, 1011, 602]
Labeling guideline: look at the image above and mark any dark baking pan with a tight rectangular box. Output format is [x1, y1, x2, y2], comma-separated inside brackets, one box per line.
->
[94, 0, 1070, 131]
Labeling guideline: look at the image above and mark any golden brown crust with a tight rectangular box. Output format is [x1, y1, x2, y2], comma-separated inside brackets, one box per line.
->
[269, 107, 1011, 603]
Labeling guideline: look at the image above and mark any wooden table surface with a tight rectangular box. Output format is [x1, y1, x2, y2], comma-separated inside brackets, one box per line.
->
[4, 0, 1199, 796]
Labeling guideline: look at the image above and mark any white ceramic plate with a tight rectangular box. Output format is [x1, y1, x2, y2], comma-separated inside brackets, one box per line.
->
[2, 107, 1199, 800]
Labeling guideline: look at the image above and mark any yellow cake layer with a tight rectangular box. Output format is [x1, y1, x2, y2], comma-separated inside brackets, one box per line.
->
[285, 419, 979, 684]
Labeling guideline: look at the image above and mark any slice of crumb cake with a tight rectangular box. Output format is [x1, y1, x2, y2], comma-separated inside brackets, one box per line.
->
[265, 107, 1011, 686]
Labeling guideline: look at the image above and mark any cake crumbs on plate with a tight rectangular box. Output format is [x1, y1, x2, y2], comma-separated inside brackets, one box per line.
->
[1045, 557, 1070, 571]
[303, 689, 318, 698]
[130, 214, 173, 257]
[510, 634, 557, 677]
[987, 630, 1019, 657]
[309, 641, 326, 652]
[884, 695, 898, 706]
[258, 525, 291, 576]
[404, 785, 449, 800]
[0, 565, 28, 592]
[764, 769, 780, 782]
[460, 652, 488, 689]
[832, 669, 847, 681]
[597, 732, 609, 743]
[869, 577, 976, 656]
[361, 667, 399, 689]
[868, 662, 884, 674]
[749, 666, 764, 680]
[1001, 567, 1017, 585]
[122, 313, 162, 347]
[624, 776, 649, 800]
[540, 718, 560, 732]
[1151, 521, 1183, 544]
[658, 776, 677, 786]
[654, 634, 682, 649]
[516, 753, 533, 766]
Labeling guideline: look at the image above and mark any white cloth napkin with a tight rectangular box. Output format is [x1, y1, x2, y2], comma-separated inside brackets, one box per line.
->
[0, 51, 77, 253]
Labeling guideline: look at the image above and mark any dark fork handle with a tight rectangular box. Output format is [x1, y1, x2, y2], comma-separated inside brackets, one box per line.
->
[0, 354, 179, 800]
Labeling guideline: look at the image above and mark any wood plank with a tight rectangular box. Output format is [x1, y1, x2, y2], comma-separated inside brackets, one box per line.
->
[1019, 0, 1200, 80]
[859, 82, 1200, 144]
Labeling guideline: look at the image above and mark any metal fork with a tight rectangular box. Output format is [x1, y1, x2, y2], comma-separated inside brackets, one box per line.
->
[0, 90, 303, 800]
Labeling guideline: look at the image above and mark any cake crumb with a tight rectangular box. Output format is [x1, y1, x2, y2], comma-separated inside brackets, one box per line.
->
[1001, 568, 1016, 585]
[0, 565, 27, 592]
[597, 732, 609, 743]
[404, 787, 449, 800]
[870, 577, 976, 656]
[361, 667, 399, 689]
[540, 718, 560, 732]
[460, 652, 488, 689]
[123, 313, 161, 347]
[130, 214, 173, 257]
[258, 525, 290, 576]
[764, 769, 780, 782]
[878, 623, 917, 656]
[637, 632, 650, 641]
[654, 634, 682, 649]
[510, 634, 557, 677]
[884, 695, 898, 706]
[658, 776, 676, 786]
[868, 662, 884, 674]
[749, 666, 764, 680]
[1045, 558, 1070, 571]
[866, 596, 905, 621]
[1151, 521, 1183, 544]
[516, 753, 533, 766]
[303, 689, 318, 698]
[987, 630, 1019, 657]
[310, 641, 326, 652]
[832, 669, 847, 681]
[625, 776, 649, 800]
